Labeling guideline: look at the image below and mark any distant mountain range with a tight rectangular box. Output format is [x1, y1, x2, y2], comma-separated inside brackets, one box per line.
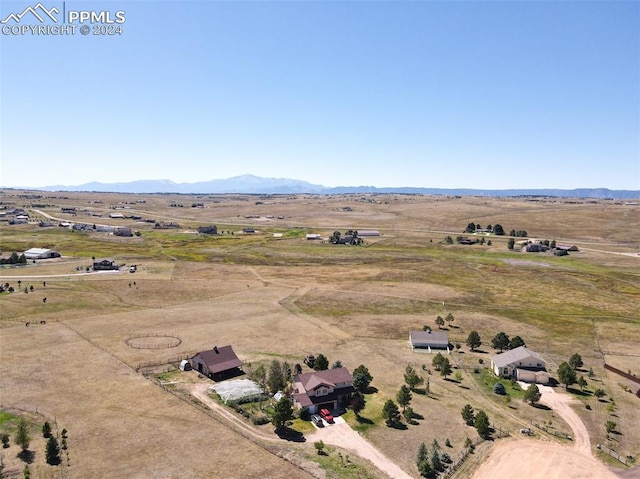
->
[7, 175, 640, 199]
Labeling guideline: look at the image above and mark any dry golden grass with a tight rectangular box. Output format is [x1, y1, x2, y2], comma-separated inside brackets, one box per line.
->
[1, 191, 638, 478]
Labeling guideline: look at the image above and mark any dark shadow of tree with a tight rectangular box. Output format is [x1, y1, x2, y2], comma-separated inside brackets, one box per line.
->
[17, 449, 35, 463]
[275, 427, 306, 442]
[386, 421, 408, 430]
[355, 416, 373, 425]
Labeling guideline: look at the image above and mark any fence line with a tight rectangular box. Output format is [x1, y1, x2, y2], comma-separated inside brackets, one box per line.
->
[531, 420, 572, 440]
[597, 443, 628, 465]
[441, 427, 509, 479]
[135, 352, 196, 372]
[604, 364, 640, 397]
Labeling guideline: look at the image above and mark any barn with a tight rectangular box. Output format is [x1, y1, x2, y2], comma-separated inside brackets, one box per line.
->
[191, 345, 243, 381]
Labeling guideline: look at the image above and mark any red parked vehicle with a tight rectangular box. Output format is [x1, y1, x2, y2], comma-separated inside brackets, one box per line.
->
[319, 408, 334, 423]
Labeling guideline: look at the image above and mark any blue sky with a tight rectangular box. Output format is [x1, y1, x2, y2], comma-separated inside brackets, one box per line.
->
[1, 0, 639, 189]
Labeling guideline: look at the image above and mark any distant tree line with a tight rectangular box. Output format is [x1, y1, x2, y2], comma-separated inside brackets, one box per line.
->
[329, 230, 363, 245]
[0, 252, 27, 265]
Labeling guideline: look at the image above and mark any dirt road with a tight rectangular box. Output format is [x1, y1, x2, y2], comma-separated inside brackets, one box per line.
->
[308, 423, 414, 479]
[471, 385, 618, 479]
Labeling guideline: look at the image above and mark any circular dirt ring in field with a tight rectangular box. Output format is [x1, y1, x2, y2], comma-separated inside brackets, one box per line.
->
[125, 335, 182, 349]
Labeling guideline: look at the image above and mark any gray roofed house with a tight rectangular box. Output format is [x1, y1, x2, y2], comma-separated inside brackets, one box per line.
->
[409, 330, 450, 353]
[292, 367, 354, 414]
[491, 346, 549, 384]
[191, 345, 243, 380]
[24, 248, 61, 260]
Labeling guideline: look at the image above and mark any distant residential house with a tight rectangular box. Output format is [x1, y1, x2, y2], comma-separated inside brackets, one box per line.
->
[61, 208, 77, 214]
[93, 258, 119, 271]
[114, 227, 133, 237]
[522, 243, 549, 253]
[96, 225, 115, 233]
[457, 237, 478, 245]
[556, 244, 578, 252]
[292, 367, 354, 414]
[553, 248, 569, 256]
[357, 230, 380, 237]
[490, 346, 549, 384]
[306, 234, 322, 240]
[191, 345, 243, 380]
[23, 248, 61, 260]
[242, 227, 255, 234]
[38, 221, 55, 228]
[197, 225, 218, 235]
[109, 213, 125, 219]
[409, 330, 450, 353]
[154, 222, 180, 229]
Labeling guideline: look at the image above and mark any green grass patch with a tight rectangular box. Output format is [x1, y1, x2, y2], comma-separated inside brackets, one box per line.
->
[289, 418, 315, 434]
[475, 368, 526, 400]
[0, 410, 19, 429]
[344, 392, 384, 433]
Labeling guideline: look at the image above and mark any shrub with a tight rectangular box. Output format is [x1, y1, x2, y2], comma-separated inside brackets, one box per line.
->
[299, 407, 310, 421]
[493, 383, 506, 395]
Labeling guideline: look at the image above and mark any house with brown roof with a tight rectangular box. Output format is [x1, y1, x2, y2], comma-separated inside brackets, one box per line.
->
[292, 367, 354, 414]
[191, 345, 243, 381]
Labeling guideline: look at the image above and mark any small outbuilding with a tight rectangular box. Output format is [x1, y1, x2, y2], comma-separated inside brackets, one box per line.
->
[191, 345, 243, 381]
[409, 330, 450, 353]
[179, 359, 192, 371]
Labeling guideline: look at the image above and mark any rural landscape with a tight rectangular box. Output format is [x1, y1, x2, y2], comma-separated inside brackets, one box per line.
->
[0, 189, 639, 479]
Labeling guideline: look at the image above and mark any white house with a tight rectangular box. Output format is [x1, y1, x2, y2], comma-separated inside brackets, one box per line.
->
[409, 330, 450, 353]
[491, 346, 549, 384]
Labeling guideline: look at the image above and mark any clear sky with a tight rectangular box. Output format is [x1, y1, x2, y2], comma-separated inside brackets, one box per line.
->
[1, 0, 639, 190]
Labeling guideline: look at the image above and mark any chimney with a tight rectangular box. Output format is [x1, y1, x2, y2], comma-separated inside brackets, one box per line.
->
[213, 346, 219, 354]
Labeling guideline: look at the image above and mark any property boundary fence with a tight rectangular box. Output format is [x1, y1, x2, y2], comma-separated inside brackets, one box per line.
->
[531, 420, 572, 440]
[135, 352, 196, 372]
[597, 444, 628, 465]
[604, 363, 640, 397]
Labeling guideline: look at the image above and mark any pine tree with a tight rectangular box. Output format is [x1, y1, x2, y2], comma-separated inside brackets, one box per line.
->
[42, 421, 52, 438]
[14, 417, 30, 452]
[45, 436, 61, 465]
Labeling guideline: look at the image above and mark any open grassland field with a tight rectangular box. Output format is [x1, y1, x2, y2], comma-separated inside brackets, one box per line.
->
[1, 190, 639, 478]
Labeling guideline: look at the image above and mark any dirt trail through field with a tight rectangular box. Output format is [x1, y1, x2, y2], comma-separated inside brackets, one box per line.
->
[190, 383, 281, 443]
